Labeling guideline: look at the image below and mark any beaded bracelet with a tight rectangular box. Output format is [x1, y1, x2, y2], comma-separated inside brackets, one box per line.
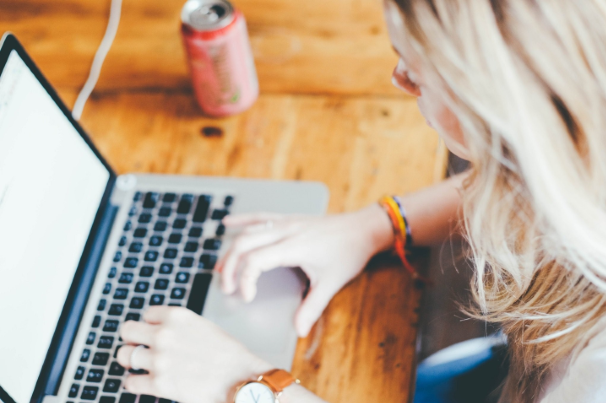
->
[378, 196, 431, 285]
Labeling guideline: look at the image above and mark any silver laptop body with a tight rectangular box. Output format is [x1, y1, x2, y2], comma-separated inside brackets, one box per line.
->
[0, 33, 328, 403]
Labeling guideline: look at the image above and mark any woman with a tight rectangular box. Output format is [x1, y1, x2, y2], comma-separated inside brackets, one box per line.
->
[116, 0, 606, 402]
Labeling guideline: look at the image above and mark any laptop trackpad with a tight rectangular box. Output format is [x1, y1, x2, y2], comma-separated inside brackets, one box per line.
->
[202, 267, 306, 365]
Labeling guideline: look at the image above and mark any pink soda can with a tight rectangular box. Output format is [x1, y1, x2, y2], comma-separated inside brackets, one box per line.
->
[181, 0, 259, 117]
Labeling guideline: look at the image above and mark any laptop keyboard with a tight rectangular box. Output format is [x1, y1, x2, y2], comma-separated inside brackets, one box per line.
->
[67, 191, 234, 403]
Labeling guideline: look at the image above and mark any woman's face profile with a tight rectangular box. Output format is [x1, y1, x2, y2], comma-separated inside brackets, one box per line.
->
[383, 0, 469, 160]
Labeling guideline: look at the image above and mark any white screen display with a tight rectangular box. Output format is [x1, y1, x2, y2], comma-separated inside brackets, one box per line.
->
[0, 50, 110, 403]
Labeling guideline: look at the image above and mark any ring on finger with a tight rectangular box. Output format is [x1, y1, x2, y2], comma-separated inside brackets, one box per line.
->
[130, 344, 147, 371]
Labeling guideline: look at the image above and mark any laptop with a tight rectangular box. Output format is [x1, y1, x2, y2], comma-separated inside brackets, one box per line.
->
[0, 33, 328, 403]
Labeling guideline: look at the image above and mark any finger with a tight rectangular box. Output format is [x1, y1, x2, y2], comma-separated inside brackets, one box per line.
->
[143, 306, 174, 324]
[120, 320, 157, 346]
[222, 212, 285, 227]
[123, 374, 159, 396]
[238, 242, 297, 302]
[117, 345, 153, 370]
[218, 228, 292, 294]
[295, 283, 338, 338]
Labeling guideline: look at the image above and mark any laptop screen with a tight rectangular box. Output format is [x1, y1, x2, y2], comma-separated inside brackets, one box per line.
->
[0, 50, 111, 402]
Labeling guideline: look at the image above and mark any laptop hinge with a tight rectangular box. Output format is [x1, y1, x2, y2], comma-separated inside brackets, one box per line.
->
[38, 194, 119, 401]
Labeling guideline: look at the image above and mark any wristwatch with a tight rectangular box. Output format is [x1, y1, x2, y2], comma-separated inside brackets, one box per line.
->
[233, 369, 300, 403]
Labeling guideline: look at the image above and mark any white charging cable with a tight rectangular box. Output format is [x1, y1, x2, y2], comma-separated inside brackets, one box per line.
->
[72, 0, 123, 121]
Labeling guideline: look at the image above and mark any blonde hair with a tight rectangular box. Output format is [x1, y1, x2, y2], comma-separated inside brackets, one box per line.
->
[391, 0, 606, 401]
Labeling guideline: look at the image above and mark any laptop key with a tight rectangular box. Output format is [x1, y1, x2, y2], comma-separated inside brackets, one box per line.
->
[186, 273, 212, 315]
[140, 266, 154, 277]
[103, 379, 121, 393]
[113, 251, 122, 262]
[81, 386, 98, 400]
[119, 393, 137, 403]
[134, 227, 147, 238]
[199, 254, 217, 269]
[154, 279, 169, 290]
[159, 207, 172, 217]
[80, 349, 91, 363]
[154, 221, 167, 231]
[224, 195, 234, 206]
[124, 221, 133, 231]
[173, 218, 187, 229]
[168, 233, 182, 244]
[159, 263, 173, 274]
[100, 397, 116, 403]
[97, 299, 107, 311]
[103, 283, 112, 295]
[133, 191, 142, 202]
[124, 257, 139, 268]
[109, 361, 125, 376]
[130, 297, 145, 309]
[149, 235, 163, 246]
[114, 345, 123, 358]
[108, 267, 117, 279]
[164, 248, 178, 259]
[74, 366, 85, 380]
[193, 195, 211, 223]
[180, 257, 194, 268]
[87, 368, 104, 383]
[177, 194, 193, 214]
[125, 312, 141, 322]
[163, 193, 176, 203]
[144, 251, 159, 262]
[86, 331, 96, 345]
[135, 281, 150, 293]
[128, 242, 143, 253]
[98, 336, 114, 349]
[104, 320, 120, 332]
[68, 384, 79, 398]
[138, 213, 152, 224]
[114, 288, 128, 300]
[175, 272, 189, 283]
[150, 294, 165, 305]
[139, 395, 156, 403]
[118, 273, 134, 284]
[203, 238, 221, 251]
[143, 192, 160, 209]
[171, 288, 185, 300]
[92, 352, 110, 366]
[184, 242, 198, 253]
[216, 224, 226, 236]
[108, 304, 124, 316]
[189, 226, 203, 237]
[92, 315, 101, 328]
[211, 209, 228, 220]
[119, 236, 127, 246]
[128, 206, 138, 217]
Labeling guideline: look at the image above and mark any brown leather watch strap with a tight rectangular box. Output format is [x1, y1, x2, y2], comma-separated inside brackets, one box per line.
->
[260, 369, 298, 393]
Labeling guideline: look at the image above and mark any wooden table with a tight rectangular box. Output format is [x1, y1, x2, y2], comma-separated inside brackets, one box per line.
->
[1, 0, 447, 401]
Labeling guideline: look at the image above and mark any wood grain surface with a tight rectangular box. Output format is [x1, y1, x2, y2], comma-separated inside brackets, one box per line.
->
[1, 0, 447, 401]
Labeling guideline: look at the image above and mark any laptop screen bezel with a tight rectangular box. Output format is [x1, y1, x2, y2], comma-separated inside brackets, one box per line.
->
[0, 32, 118, 403]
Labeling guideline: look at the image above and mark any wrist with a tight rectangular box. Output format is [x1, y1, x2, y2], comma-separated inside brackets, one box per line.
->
[358, 203, 395, 254]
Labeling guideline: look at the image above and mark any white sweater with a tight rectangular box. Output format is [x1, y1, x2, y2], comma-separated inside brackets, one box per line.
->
[539, 317, 606, 402]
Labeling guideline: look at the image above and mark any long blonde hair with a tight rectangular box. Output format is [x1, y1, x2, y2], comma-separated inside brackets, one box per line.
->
[392, 0, 606, 401]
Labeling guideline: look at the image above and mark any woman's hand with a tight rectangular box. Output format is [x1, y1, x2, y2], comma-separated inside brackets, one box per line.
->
[217, 204, 394, 337]
[117, 306, 273, 403]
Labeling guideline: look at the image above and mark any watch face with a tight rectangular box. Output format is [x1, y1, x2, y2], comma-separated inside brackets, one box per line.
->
[235, 382, 275, 403]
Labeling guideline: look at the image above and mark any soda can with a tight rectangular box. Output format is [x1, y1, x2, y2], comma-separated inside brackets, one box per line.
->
[181, 0, 259, 117]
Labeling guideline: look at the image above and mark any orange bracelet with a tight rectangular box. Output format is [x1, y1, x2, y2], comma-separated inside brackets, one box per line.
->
[378, 196, 431, 285]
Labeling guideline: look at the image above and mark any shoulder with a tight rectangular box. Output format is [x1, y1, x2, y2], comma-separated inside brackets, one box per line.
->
[540, 317, 606, 403]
